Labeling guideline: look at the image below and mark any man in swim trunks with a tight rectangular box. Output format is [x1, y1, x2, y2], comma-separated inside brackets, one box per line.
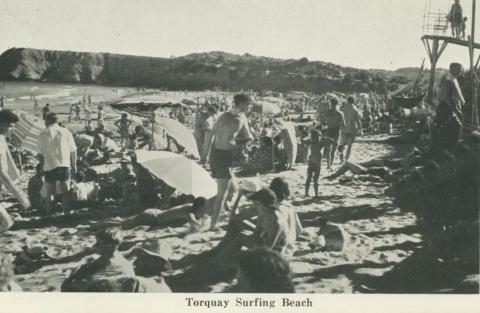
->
[203, 93, 254, 230]
[324, 96, 345, 170]
[338, 96, 363, 162]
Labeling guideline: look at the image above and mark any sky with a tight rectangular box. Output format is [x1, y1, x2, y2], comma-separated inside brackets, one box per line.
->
[0, 0, 479, 70]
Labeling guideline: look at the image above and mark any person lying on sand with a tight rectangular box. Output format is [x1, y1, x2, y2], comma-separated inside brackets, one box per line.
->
[0, 252, 22, 291]
[87, 197, 209, 232]
[325, 161, 398, 182]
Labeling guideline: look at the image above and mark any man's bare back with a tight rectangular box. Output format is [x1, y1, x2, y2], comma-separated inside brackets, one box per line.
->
[213, 111, 250, 150]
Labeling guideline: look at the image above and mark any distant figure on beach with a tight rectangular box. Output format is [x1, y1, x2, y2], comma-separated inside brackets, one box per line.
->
[97, 106, 105, 129]
[87, 95, 92, 105]
[41, 103, 50, 121]
[74, 102, 81, 121]
[449, 0, 463, 38]
[203, 93, 254, 230]
[338, 96, 362, 162]
[324, 96, 346, 170]
[33, 98, 39, 115]
[115, 113, 133, 149]
[0, 110, 31, 232]
[38, 113, 77, 218]
[83, 102, 92, 127]
[0, 96, 4, 109]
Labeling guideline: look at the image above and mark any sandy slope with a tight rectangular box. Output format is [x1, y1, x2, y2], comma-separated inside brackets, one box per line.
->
[0, 133, 420, 293]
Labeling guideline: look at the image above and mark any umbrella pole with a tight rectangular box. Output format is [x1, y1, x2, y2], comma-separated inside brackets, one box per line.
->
[150, 113, 155, 151]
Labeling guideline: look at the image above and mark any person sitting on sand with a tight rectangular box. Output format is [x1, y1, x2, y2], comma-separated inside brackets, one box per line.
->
[132, 126, 151, 150]
[233, 248, 295, 293]
[115, 113, 133, 149]
[302, 129, 336, 198]
[88, 197, 209, 231]
[170, 189, 294, 288]
[309, 218, 348, 252]
[73, 133, 94, 160]
[270, 177, 303, 256]
[61, 229, 135, 292]
[0, 252, 22, 291]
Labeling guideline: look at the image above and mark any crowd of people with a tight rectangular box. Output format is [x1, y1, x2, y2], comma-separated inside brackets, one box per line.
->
[0, 58, 477, 293]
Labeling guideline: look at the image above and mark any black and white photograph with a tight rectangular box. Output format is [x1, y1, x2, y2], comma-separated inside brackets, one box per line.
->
[0, 0, 479, 309]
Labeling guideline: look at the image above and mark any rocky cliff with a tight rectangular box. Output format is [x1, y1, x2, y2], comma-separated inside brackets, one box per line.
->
[0, 47, 428, 93]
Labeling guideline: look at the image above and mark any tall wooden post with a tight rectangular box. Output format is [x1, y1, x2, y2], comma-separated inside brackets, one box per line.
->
[427, 39, 440, 104]
[472, 0, 480, 127]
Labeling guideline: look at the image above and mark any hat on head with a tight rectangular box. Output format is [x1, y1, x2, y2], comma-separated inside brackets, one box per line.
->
[247, 188, 277, 207]
[120, 154, 131, 163]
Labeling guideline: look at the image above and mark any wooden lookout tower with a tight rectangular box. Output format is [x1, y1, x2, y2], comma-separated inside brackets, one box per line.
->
[422, 0, 480, 128]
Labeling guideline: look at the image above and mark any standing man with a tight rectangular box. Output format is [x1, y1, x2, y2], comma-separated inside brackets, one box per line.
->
[0, 96, 4, 109]
[0, 110, 30, 232]
[431, 63, 465, 156]
[324, 96, 346, 170]
[203, 93, 254, 230]
[42, 103, 50, 121]
[37, 113, 77, 218]
[34, 98, 39, 116]
[97, 105, 105, 129]
[338, 96, 363, 162]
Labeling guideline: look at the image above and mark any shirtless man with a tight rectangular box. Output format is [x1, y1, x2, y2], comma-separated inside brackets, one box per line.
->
[203, 93, 254, 230]
[338, 96, 363, 162]
[324, 96, 346, 170]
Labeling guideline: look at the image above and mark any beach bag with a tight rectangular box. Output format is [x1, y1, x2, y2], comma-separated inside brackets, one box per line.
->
[72, 182, 99, 201]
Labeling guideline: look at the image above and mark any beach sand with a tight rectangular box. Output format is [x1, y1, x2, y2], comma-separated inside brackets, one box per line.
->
[0, 132, 420, 293]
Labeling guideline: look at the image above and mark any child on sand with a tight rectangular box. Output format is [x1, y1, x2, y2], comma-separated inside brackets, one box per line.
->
[302, 129, 335, 198]
[309, 218, 348, 252]
[115, 113, 132, 149]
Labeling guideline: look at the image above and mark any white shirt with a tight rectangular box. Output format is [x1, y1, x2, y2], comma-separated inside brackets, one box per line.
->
[37, 124, 77, 171]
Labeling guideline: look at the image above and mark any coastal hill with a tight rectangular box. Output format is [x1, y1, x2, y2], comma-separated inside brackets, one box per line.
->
[0, 48, 444, 93]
